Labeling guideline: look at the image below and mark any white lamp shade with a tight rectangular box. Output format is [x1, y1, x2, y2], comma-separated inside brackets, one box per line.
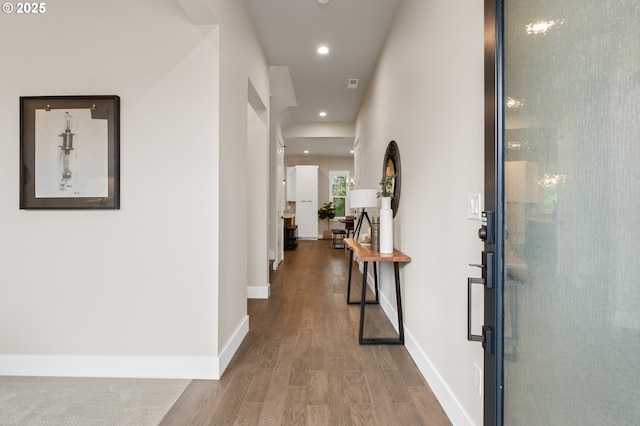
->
[349, 189, 378, 208]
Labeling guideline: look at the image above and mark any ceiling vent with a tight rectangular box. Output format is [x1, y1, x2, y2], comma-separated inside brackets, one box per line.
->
[347, 78, 359, 89]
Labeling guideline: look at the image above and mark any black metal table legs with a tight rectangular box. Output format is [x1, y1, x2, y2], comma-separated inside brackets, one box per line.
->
[346, 248, 378, 305]
[358, 261, 404, 345]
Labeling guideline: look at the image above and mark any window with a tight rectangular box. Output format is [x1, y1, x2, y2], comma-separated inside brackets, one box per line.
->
[329, 171, 349, 218]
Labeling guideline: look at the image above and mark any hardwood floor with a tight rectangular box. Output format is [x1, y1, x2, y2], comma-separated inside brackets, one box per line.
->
[161, 240, 451, 425]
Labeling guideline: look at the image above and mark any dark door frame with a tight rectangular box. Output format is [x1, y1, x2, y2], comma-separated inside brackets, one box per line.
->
[483, 0, 505, 424]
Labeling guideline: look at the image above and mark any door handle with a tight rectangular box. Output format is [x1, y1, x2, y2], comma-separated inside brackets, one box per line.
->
[467, 273, 485, 342]
[468, 274, 494, 351]
[471, 252, 493, 289]
[467, 253, 495, 353]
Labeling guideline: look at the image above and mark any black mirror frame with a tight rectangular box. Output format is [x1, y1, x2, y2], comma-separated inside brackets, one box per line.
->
[382, 140, 401, 218]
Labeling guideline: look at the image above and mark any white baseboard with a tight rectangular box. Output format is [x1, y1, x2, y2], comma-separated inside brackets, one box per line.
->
[273, 258, 282, 270]
[217, 314, 249, 377]
[363, 266, 474, 426]
[0, 354, 219, 379]
[404, 329, 475, 426]
[247, 283, 270, 299]
[0, 315, 251, 381]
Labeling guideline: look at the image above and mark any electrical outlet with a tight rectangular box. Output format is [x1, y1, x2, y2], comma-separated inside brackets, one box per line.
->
[473, 362, 483, 396]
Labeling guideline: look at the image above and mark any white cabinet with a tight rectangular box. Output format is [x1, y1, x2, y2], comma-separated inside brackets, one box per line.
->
[294, 165, 318, 239]
[286, 167, 296, 201]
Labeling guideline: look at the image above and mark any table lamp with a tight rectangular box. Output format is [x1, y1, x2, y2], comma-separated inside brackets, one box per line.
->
[349, 189, 378, 239]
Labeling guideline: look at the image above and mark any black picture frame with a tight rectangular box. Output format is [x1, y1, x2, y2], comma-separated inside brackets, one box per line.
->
[20, 95, 120, 209]
[382, 140, 401, 218]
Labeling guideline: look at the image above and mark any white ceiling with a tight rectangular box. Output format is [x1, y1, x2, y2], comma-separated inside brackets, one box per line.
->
[245, 0, 400, 157]
[283, 136, 355, 157]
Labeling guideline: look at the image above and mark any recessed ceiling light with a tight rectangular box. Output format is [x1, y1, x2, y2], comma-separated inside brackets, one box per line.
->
[319, 111, 327, 117]
[317, 0, 330, 4]
[317, 46, 329, 55]
[350, 150, 355, 154]
[304, 150, 309, 154]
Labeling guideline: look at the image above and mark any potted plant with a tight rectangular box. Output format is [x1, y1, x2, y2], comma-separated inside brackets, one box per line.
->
[318, 201, 336, 239]
[377, 174, 396, 198]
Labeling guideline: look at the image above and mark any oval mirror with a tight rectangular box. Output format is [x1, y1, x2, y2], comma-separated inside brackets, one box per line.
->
[382, 140, 401, 217]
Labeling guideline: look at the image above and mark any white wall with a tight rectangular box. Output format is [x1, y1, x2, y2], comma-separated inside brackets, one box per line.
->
[246, 99, 270, 299]
[283, 122, 355, 138]
[355, 0, 485, 424]
[211, 0, 270, 354]
[0, 0, 269, 379]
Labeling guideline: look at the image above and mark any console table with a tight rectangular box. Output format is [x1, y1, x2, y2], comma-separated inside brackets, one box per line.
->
[343, 238, 411, 345]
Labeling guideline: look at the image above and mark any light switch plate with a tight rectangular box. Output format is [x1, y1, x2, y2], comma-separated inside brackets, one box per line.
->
[467, 194, 482, 220]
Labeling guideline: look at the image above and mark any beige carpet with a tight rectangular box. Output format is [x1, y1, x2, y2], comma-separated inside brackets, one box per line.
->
[0, 376, 190, 425]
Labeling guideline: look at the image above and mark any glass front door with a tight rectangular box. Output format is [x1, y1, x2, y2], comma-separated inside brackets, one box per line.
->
[485, 0, 640, 424]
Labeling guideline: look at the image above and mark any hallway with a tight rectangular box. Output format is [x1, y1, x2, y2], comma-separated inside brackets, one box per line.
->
[161, 240, 451, 425]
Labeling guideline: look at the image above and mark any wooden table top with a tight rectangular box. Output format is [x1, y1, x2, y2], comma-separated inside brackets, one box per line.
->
[343, 238, 411, 263]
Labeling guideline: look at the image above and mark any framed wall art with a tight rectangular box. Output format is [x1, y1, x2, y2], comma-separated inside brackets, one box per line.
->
[20, 95, 120, 209]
